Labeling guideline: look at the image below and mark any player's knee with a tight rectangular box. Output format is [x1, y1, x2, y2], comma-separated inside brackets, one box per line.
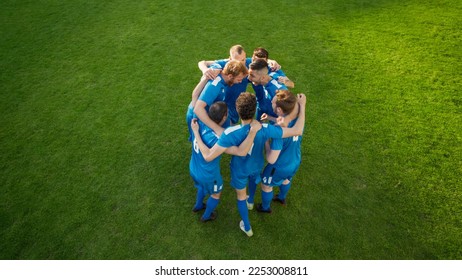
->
[262, 184, 272, 192]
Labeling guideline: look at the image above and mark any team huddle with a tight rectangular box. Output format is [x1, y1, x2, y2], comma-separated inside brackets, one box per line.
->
[186, 45, 306, 237]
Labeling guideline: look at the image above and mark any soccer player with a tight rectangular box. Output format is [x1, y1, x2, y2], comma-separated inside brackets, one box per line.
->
[190, 101, 261, 222]
[193, 92, 306, 237]
[257, 90, 304, 213]
[193, 60, 248, 136]
[197, 45, 281, 125]
[248, 58, 289, 123]
[251, 47, 295, 88]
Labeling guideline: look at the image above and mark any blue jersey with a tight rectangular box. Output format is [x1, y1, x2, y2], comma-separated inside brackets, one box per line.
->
[210, 58, 252, 124]
[218, 123, 283, 179]
[269, 68, 287, 80]
[270, 118, 303, 169]
[253, 79, 287, 119]
[189, 120, 222, 184]
[198, 75, 227, 109]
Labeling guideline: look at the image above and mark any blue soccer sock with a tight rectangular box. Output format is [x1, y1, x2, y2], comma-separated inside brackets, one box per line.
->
[247, 180, 257, 204]
[202, 196, 220, 219]
[261, 190, 273, 210]
[237, 199, 251, 231]
[279, 182, 292, 200]
[193, 188, 205, 210]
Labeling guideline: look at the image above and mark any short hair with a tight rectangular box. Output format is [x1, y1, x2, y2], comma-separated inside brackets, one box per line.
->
[230, 45, 245, 56]
[208, 101, 228, 124]
[253, 47, 269, 60]
[275, 90, 297, 115]
[236, 92, 257, 121]
[249, 58, 268, 72]
[222, 60, 248, 77]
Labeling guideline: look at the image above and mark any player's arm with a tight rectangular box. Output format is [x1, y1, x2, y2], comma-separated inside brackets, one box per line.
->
[281, 93, 306, 138]
[260, 113, 278, 123]
[190, 75, 208, 108]
[191, 119, 226, 162]
[226, 120, 262, 156]
[265, 140, 281, 164]
[193, 100, 224, 137]
[198, 60, 222, 80]
[267, 59, 281, 72]
[278, 76, 295, 88]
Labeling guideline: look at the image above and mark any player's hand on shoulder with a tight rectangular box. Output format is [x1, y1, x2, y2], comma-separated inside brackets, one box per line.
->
[297, 93, 306, 106]
[268, 59, 281, 72]
[191, 118, 199, 131]
[204, 68, 221, 80]
[260, 113, 269, 122]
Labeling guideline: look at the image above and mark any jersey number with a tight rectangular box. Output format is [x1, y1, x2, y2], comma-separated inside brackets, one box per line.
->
[193, 139, 199, 154]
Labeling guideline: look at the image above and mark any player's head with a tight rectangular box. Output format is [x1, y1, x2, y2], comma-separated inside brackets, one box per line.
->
[229, 45, 246, 62]
[208, 101, 228, 126]
[252, 47, 269, 62]
[222, 60, 248, 86]
[236, 92, 257, 121]
[248, 58, 269, 85]
[272, 90, 297, 116]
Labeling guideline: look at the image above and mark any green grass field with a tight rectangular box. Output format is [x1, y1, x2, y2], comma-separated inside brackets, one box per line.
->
[1, 0, 461, 259]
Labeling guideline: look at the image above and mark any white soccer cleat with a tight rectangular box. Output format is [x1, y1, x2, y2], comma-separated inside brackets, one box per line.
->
[239, 220, 253, 237]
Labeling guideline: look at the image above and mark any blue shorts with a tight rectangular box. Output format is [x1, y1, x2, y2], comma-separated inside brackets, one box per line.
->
[230, 170, 261, 190]
[261, 164, 300, 187]
[191, 172, 224, 195]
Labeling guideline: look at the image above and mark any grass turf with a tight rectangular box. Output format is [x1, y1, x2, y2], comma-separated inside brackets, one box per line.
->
[1, 0, 461, 259]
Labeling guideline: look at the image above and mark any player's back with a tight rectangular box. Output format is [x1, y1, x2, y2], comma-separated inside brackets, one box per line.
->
[190, 121, 222, 181]
[272, 118, 303, 169]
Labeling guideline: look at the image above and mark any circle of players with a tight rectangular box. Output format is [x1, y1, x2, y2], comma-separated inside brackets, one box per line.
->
[186, 45, 306, 237]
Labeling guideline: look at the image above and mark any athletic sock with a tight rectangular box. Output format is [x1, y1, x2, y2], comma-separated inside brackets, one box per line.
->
[202, 196, 219, 219]
[237, 199, 251, 231]
[261, 190, 273, 210]
[279, 182, 292, 200]
[247, 180, 257, 204]
[194, 188, 205, 210]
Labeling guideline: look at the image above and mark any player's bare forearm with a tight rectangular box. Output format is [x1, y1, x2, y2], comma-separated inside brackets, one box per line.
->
[194, 102, 223, 136]
[191, 76, 208, 107]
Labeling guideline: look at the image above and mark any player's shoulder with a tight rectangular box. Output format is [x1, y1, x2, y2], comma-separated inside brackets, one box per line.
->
[209, 75, 223, 87]
[223, 124, 243, 135]
[269, 78, 287, 90]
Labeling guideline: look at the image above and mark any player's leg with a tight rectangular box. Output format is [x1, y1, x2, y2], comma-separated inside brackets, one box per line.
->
[276, 179, 291, 203]
[192, 185, 206, 212]
[201, 179, 223, 221]
[201, 192, 221, 222]
[231, 173, 253, 236]
[257, 183, 273, 213]
[246, 176, 257, 210]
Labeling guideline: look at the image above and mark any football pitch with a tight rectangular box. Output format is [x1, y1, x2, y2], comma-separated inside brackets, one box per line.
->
[1, 0, 461, 259]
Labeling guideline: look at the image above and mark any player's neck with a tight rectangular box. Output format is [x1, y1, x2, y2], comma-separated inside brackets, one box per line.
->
[285, 104, 300, 123]
[241, 119, 252, 125]
[262, 75, 271, 86]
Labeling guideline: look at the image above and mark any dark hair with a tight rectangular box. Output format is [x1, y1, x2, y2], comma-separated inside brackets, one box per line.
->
[236, 92, 256, 121]
[208, 101, 228, 124]
[253, 47, 269, 59]
[249, 58, 268, 71]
